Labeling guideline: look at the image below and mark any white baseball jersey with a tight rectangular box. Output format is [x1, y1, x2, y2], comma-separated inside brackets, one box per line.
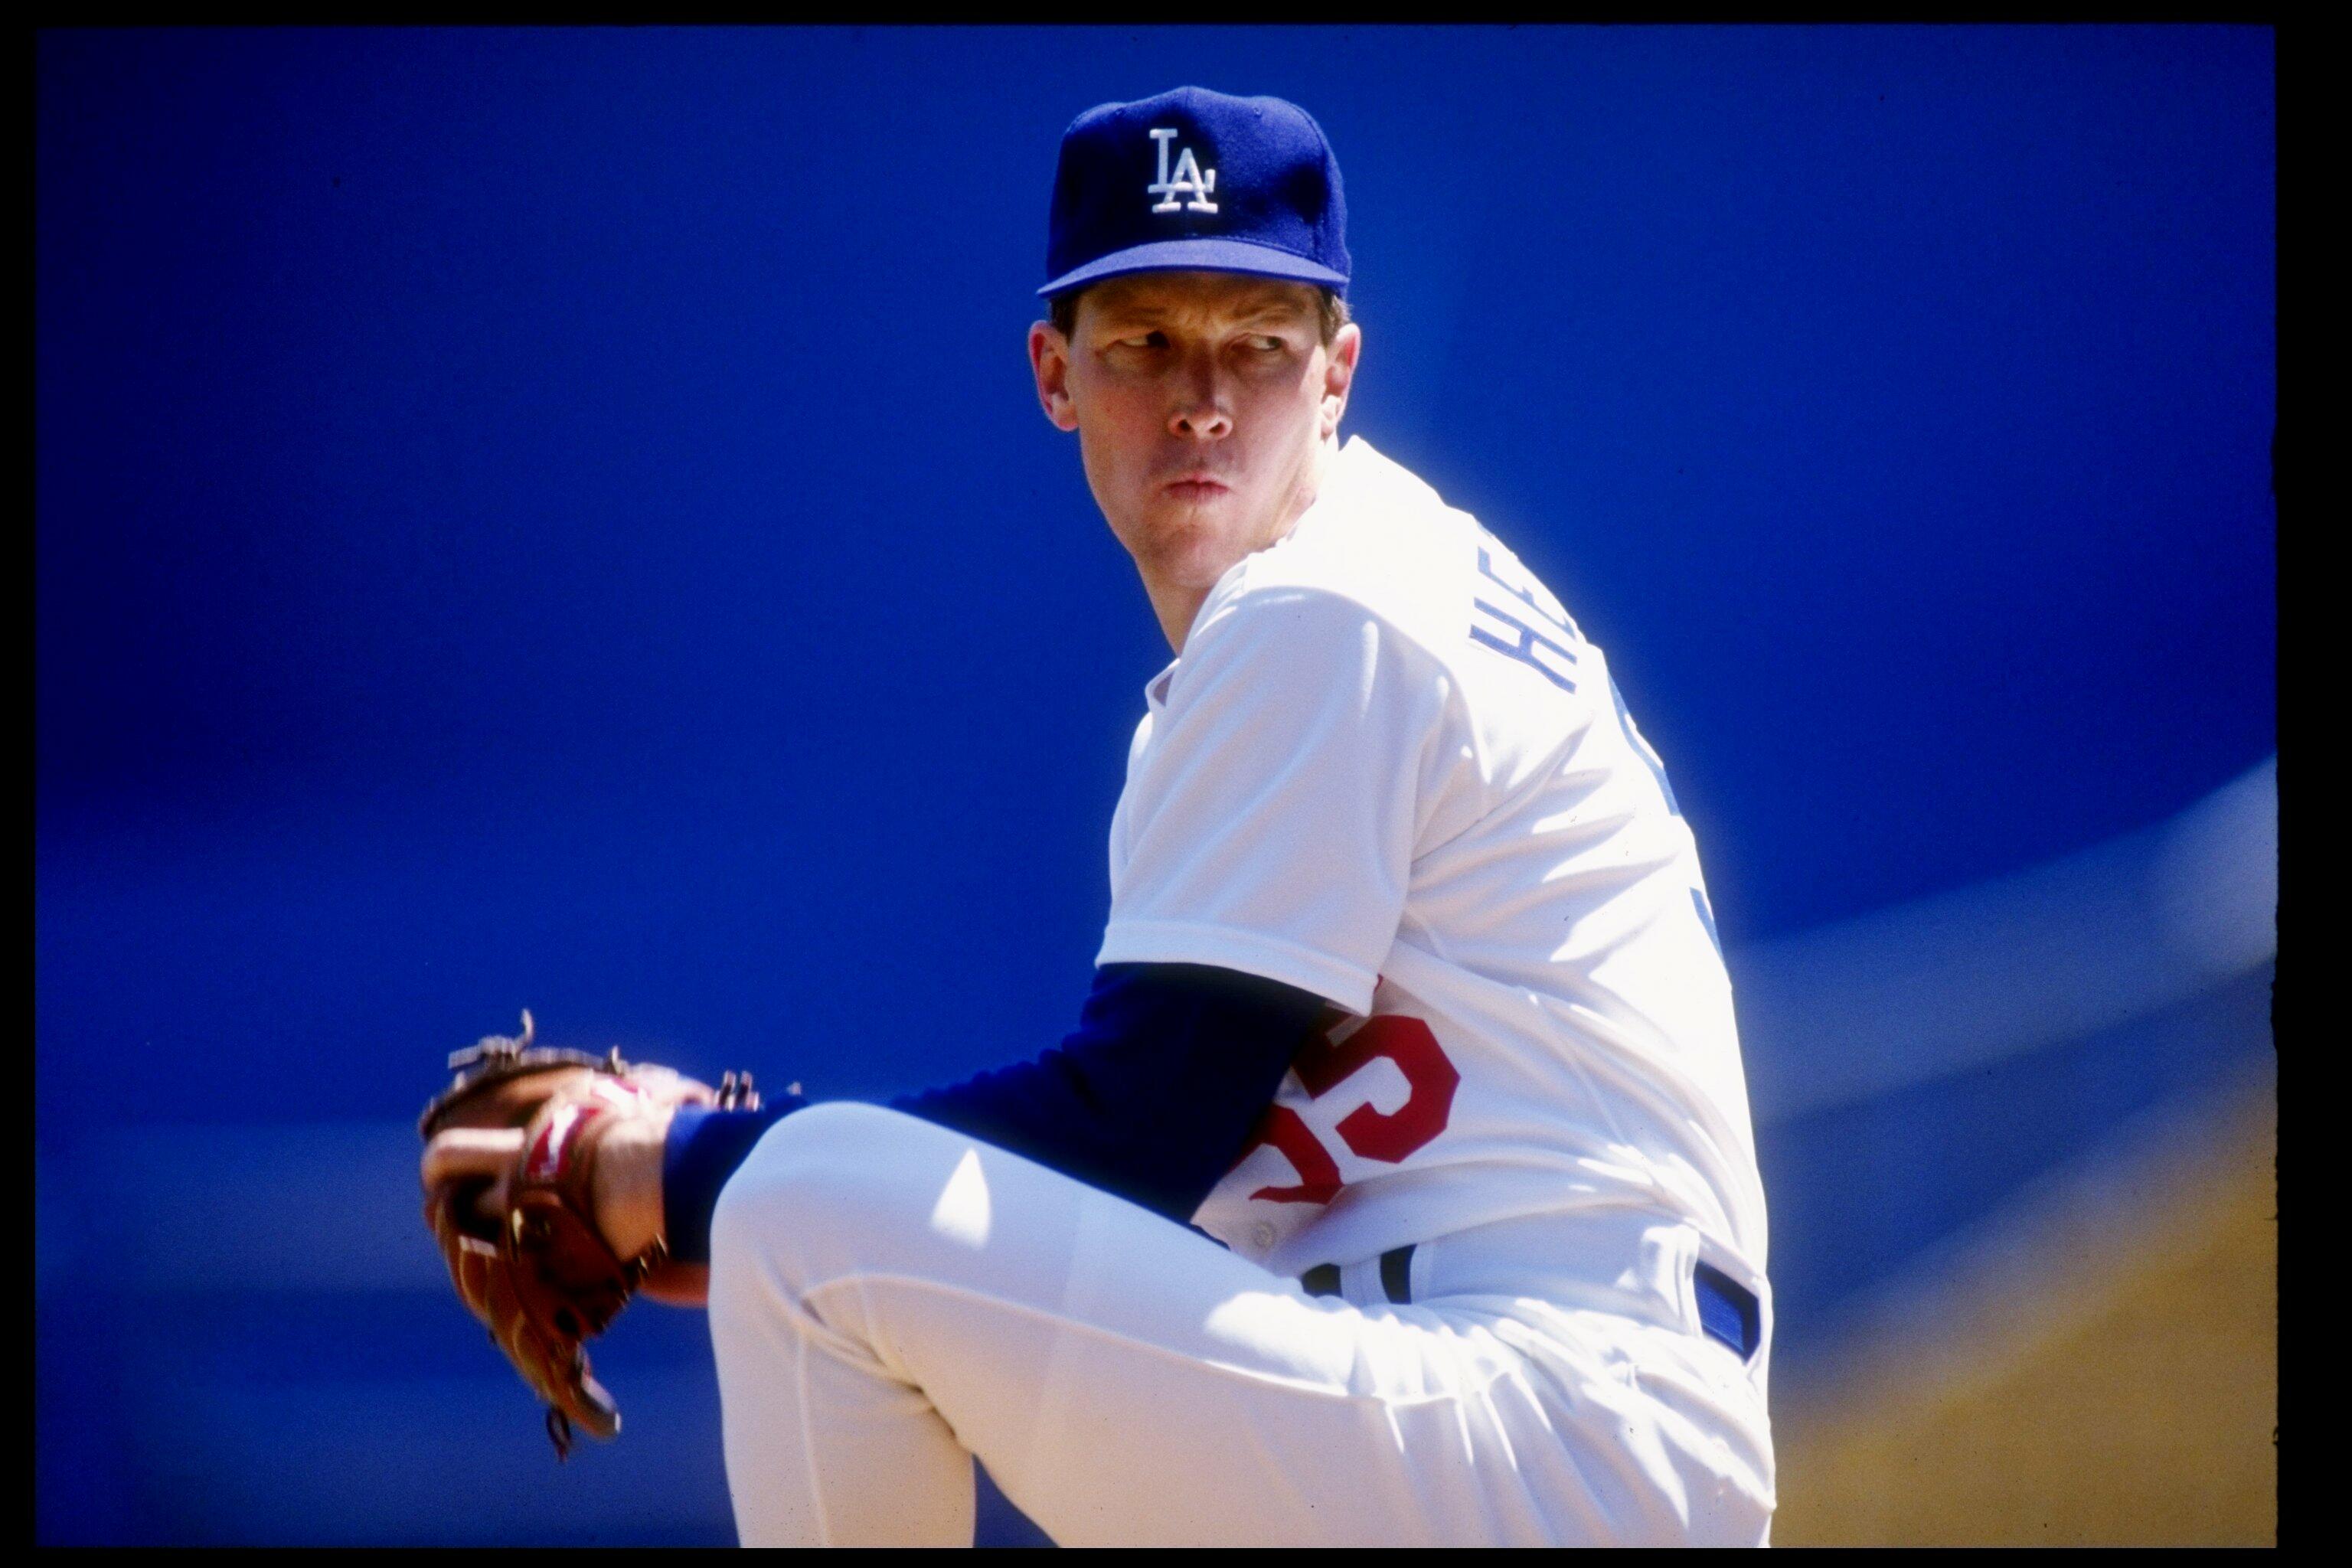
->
[1097, 434, 1768, 1287]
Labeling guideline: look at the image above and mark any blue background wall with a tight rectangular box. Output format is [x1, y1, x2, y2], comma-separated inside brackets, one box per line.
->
[38, 26, 2273, 1544]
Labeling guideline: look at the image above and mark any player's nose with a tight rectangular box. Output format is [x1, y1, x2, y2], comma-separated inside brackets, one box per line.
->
[1168, 400, 1233, 440]
[1167, 356, 1233, 440]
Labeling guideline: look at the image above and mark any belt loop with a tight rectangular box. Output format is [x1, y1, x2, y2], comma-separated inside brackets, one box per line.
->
[1300, 1245, 1416, 1305]
[1379, 1243, 1415, 1305]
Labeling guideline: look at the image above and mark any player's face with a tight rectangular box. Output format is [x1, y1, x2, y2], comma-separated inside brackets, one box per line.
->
[1030, 272, 1360, 607]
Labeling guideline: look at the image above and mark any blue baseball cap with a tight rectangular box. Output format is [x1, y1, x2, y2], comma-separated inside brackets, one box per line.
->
[1039, 86, 1350, 300]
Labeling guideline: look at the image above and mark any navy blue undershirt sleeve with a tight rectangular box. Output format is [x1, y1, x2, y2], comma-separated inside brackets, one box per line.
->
[890, 962, 1334, 1223]
[659, 962, 1332, 1262]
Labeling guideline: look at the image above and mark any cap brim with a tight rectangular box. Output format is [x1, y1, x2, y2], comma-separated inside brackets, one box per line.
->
[1039, 237, 1348, 299]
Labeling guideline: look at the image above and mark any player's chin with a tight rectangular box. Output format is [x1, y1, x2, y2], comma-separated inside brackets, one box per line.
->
[1134, 516, 1242, 576]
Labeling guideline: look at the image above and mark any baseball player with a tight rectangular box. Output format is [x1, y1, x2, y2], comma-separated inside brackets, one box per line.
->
[421, 85, 1773, 1547]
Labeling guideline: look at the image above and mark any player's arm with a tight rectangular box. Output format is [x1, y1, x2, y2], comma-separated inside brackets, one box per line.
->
[652, 961, 1330, 1276]
[889, 590, 1455, 1214]
[885, 961, 1334, 1220]
[659, 588, 1449, 1266]
[1094, 586, 1452, 1011]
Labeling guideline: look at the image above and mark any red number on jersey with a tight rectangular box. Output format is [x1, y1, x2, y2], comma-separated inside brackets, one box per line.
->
[1240, 1105, 1344, 1205]
[1235, 1011, 1461, 1205]
[1295, 1014, 1462, 1165]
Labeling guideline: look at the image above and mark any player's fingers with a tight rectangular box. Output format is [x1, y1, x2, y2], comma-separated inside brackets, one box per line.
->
[420, 1126, 527, 1190]
[611, 1066, 716, 1107]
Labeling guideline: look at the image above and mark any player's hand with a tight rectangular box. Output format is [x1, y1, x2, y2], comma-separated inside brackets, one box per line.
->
[421, 1087, 680, 1263]
[416, 1013, 756, 1455]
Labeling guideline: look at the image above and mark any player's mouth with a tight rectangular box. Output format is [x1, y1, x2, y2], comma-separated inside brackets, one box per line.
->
[1162, 473, 1232, 502]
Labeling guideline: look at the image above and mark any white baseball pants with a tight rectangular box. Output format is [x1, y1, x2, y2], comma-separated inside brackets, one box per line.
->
[706, 1102, 1773, 1547]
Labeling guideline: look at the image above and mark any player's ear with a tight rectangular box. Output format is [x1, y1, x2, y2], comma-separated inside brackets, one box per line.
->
[1030, 321, 1080, 433]
[1320, 321, 1361, 439]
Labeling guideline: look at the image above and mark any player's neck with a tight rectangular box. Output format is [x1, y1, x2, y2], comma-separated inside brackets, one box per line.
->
[1145, 580, 1204, 657]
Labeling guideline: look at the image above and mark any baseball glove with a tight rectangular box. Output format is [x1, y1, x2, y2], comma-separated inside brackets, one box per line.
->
[418, 1011, 758, 1457]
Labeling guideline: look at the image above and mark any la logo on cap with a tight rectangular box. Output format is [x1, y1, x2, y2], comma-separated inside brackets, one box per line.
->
[1038, 88, 1346, 299]
[1147, 128, 1217, 214]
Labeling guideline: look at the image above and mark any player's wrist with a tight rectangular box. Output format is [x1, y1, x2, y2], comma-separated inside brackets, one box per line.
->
[590, 1100, 677, 1266]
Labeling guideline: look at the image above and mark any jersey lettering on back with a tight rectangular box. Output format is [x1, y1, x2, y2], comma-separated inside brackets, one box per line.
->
[1468, 541, 1584, 694]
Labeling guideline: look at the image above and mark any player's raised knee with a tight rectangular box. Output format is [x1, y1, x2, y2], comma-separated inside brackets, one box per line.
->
[711, 1101, 965, 1258]
[720, 1100, 901, 1200]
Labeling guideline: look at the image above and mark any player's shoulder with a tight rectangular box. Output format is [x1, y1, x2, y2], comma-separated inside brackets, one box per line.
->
[1207, 436, 1579, 678]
